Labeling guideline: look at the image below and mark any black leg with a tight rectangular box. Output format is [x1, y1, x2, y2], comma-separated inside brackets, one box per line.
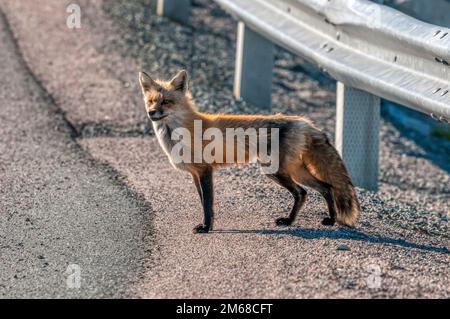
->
[268, 174, 307, 226]
[320, 187, 336, 226]
[306, 180, 336, 226]
[192, 168, 214, 234]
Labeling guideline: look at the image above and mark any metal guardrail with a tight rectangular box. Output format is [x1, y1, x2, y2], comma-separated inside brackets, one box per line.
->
[215, 0, 450, 121]
[157, 0, 450, 190]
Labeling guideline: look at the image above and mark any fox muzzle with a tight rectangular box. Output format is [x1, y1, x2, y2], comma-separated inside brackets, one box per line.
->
[148, 109, 167, 121]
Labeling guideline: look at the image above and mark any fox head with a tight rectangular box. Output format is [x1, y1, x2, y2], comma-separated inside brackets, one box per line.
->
[138, 70, 195, 122]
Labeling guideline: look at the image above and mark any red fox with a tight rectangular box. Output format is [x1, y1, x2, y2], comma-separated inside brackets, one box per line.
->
[139, 70, 360, 234]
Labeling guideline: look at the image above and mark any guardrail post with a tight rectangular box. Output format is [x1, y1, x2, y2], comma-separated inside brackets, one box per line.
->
[335, 82, 380, 191]
[234, 22, 274, 110]
[156, 0, 191, 24]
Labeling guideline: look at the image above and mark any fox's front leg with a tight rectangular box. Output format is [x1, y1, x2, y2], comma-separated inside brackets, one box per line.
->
[191, 167, 214, 234]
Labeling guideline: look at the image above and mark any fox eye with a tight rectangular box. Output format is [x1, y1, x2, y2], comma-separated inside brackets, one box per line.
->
[161, 99, 171, 105]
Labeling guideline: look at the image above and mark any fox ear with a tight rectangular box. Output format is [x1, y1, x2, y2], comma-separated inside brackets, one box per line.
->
[169, 70, 188, 93]
[139, 71, 159, 92]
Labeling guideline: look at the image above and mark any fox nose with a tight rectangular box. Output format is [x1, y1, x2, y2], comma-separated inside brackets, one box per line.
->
[148, 110, 157, 117]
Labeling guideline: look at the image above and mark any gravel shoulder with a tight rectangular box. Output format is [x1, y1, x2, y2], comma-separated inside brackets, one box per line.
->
[0, 0, 449, 298]
[0, 8, 151, 298]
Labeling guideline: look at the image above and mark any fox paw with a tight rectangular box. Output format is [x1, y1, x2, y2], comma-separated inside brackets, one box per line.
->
[193, 224, 211, 234]
[321, 217, 335, 226]
[275, 217, 292, 227]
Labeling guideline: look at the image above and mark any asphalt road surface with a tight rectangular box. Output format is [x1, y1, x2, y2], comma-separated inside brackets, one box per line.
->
[0, 10, 151, 298]
[0, 0, 449, 298]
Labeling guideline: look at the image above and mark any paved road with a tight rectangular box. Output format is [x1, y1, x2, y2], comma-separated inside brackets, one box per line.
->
[0, 0, 449, 298]
[0, 10, 150, 298]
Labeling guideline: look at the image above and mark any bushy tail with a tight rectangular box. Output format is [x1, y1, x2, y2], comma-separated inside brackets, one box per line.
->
[303, 134, 360, 227]
[330, 174, 360, 227]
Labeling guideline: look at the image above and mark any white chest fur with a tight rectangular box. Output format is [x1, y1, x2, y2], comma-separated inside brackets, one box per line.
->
[152, 121, 191, 170]
[152, 121, 173, 157]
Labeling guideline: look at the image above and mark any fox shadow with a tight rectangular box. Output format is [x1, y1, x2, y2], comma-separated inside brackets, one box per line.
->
[214, 227, 450, 255]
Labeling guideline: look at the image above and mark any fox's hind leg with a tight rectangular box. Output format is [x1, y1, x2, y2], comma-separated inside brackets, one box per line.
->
[296, 167, 336, 226]
[311, 181, 336, 226]
[267, 173, 307, 226]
